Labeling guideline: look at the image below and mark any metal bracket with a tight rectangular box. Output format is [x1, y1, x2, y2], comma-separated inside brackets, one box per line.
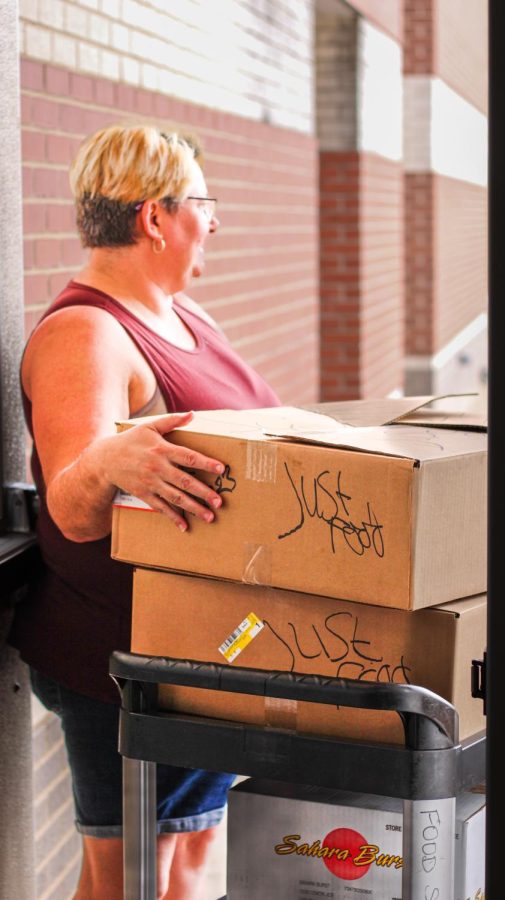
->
[471, 651, 487, 715]
[3, 483, 39, 533]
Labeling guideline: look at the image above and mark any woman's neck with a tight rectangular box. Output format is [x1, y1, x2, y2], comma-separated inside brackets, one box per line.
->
[76, 247, 173, 315]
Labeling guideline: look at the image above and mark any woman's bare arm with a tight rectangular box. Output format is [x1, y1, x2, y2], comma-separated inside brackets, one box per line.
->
[24, 307, 224, 541]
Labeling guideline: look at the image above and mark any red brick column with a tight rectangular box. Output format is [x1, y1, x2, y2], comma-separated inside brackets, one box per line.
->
[320, 152, 404, 400]
[405, 173, 434, 356]
[320, 151, 360, 400]
[404, 0, 434, 75]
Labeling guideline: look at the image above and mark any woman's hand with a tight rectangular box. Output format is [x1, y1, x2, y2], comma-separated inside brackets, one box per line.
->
[100, 411, 224, 531]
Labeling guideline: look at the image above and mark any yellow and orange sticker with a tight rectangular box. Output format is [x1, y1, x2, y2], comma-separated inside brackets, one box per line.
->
[218, 613, 264, 663]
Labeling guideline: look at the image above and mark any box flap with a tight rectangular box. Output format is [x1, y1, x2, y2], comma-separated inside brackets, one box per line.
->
[262, 397, 487, 462]
[396, 410, 486, 430]
[121, 396, 476, 435]
[265, 422, 487, 462]
[300, 394, 486, 429]
[119, 402, 487, 463]
[118, 406, 333, 441]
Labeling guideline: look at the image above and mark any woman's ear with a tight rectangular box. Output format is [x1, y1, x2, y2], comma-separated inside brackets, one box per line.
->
[139, 200, 163, 241]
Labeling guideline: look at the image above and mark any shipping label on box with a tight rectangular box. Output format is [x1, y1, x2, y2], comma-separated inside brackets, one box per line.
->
[113, 401, 487, 610]
[227, 781, 486, 900]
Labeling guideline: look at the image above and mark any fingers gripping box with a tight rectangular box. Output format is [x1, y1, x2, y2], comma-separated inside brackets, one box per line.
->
[226, 780, 486, 900]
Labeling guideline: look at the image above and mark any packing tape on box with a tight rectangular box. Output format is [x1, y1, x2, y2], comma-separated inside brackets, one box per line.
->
[242, 543, 272, 585]
[245, 442, 277, 482]
[264, 697, 298, 730]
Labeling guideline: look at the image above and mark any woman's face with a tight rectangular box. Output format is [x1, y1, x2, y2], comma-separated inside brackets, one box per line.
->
[162, 160, 219, 291]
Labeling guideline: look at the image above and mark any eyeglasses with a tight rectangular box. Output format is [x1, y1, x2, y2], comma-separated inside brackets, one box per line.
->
[133, 196, 217, 221]
[185, 196, 218, 221]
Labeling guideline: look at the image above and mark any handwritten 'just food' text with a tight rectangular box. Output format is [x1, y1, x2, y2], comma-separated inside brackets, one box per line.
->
[278, 464, 385, 557]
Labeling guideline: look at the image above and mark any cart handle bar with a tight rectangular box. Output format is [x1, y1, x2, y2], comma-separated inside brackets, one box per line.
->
[110, 651, 458, 749]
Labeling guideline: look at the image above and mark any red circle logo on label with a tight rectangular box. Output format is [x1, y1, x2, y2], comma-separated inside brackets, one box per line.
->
[321, 827, 371, 880]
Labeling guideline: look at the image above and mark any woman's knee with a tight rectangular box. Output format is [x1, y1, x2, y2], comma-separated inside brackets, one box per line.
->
[76, 834, 179, 900]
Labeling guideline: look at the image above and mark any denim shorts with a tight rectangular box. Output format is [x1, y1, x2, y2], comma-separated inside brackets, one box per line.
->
[31, 668, 235, 838]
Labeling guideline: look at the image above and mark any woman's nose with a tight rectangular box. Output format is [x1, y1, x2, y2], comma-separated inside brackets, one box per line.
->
[209, 213, 220, 233]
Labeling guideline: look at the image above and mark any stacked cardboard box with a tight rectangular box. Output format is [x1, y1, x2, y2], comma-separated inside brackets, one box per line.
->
[113, 398, 487, 610]
[112, 397, 487, 745]
[226, 779, 486, 900]
[130, 568, 486, 744]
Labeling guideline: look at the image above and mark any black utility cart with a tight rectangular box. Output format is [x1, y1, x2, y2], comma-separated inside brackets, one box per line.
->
[110, 651, 486, 900]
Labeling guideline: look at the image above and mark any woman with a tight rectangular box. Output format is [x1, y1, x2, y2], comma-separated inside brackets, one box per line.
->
[10, 124, 279, 899]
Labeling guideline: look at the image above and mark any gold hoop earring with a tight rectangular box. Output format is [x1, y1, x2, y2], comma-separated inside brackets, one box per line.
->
[152, 238, 166, 254]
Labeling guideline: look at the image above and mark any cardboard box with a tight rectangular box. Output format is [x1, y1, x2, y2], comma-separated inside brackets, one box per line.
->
[113, 399, 487, 610]
[130, 568, 486, 744]
[226, 779, 486, 900]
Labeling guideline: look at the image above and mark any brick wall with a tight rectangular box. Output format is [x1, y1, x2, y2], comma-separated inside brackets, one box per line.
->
[320, 152, 404, 399]
[19, 0, 314, 133]
[434, 0, 488, 113]
[316, 9, 358, 152]
[404, 0, 434, 73]
[21, 58, 320, 405]
[317, 9, 403, 400]
[405, 156, 487, 365]
[360, 154, 404, 397]
[405, 173, 434, 355]
[320, 151, 360, 400]
[316, 8, 359, 399]
[403, 0, 487, 390]
[344, 0, 403, 42]
[434, 174, 487, 349]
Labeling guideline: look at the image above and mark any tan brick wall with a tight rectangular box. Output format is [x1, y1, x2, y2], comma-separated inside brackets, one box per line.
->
[434, 0, 488, 113]
[21, 58, 320, 406]
[406, 173, 487, 357]
[344, 0, 403, 42]
[434, 174, 488, 350]
[360, 154, 404, 397]
[320, 151, 404, 399]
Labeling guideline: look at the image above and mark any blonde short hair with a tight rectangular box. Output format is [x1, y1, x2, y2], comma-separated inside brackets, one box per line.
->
[69, 124, 201, 247]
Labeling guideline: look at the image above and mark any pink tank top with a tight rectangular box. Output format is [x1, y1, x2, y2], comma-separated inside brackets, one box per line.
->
[10, 281, 280, 703]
